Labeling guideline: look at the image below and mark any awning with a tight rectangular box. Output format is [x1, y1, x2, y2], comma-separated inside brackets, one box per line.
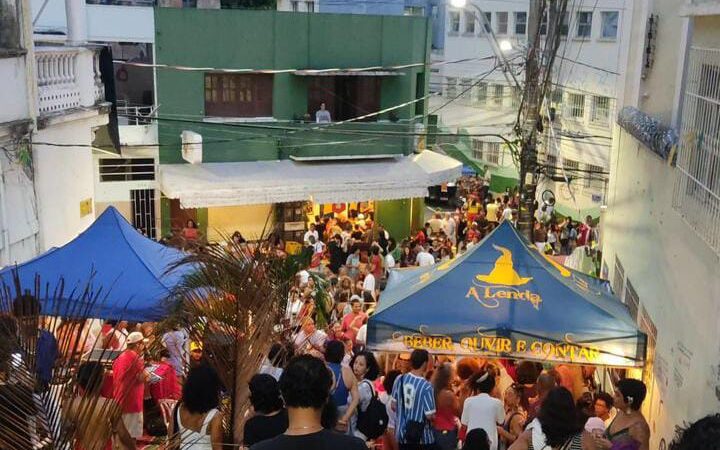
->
[159, 151, 461, 208]
[293, 70, 402, 76]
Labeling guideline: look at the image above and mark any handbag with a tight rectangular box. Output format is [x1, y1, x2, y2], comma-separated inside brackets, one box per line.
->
[399, 374, 425, 444]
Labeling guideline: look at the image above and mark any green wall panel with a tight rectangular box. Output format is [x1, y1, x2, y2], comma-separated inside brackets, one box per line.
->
[375, 198, 412, 241]
[155, 9, 429, 164]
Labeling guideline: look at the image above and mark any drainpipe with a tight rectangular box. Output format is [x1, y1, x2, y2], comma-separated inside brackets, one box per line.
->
[64, 0, 87, 46]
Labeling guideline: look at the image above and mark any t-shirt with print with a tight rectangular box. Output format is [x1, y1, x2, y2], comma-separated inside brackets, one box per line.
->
[250, 429, 366, 450]
[391, 373, 436, 445]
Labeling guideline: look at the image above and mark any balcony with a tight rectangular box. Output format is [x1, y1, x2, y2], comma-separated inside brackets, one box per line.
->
[35, 46, 105, 116]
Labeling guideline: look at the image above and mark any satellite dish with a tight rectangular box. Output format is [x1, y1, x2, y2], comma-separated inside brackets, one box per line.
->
[541, 189, 556, 206]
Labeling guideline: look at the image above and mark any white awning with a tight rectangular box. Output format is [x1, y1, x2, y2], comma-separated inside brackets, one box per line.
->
[159, 151, 462, 208]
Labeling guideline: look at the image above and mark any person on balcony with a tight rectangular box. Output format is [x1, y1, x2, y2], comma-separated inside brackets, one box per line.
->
[316, 102, 332, 123]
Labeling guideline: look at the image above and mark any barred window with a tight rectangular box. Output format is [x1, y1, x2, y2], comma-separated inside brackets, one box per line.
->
[475, 82, 488, 105]
[567, 93, 585, 119]
[445, 77, 457, 98]
[591, 96, 611, 125]
[99, 158, 155, 182]
[493, 84, 504, 106]
[461, 78, 473, 100]
[471, 139, 483, 160]
[485, 142, 501, 164]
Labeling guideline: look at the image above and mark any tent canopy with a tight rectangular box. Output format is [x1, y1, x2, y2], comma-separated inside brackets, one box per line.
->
[0, 207, 193, 322]
[368, 221, 646, 367]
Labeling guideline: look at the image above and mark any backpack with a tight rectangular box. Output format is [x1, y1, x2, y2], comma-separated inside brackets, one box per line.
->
[356, 380, 389, 440]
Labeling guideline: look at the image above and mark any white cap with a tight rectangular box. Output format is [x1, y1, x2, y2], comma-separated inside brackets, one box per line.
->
[126, 331, 148, 345]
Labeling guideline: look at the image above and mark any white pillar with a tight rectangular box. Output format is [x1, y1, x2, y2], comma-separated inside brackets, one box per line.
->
[64, 0, 87, 46]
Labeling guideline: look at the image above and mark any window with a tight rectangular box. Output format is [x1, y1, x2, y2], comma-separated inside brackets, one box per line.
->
[612, 257, 625, 300]
[552, 88, 563, 106]
[464, 12, 475, 34]
[584, 163, 605, 188]
[0, 0, 21, 51]
[514, 12, 527, 35]
[563, 158, 579, 179]
[305, 1, 315, 12]
[475, 82, 488, 105]
[591, 96, 611, 125]
[567, 93, 585, 119]
[493, 84, 504, 106]
[204, 73, 273, 117]
[601, 11, 619, 39]
[445, 77, 457, 98]
[449, 11, 461, 33]
[577, 11, 593, 38]
[131, 189, 156, 239]
[482, 12, 492, 34]
[404, 6, 424, 16]
[291, 0, 298, 11]
[560, 12, 569, 36]
[460, 78, 473, 100]
[99, 158, 155, 182]
[624, 279, 640, 322]
[472, 139, 483, 160]
[546, 154, 558, 177]
[539, 12, 548, 35]
[496, 12, 508, 35]
[673, 50, 720, 253]
[511, 86, 521, 108]
[485, 142, 501, 164]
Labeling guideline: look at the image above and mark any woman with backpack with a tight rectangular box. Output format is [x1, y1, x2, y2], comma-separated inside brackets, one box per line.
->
[348, 351, 382, 441]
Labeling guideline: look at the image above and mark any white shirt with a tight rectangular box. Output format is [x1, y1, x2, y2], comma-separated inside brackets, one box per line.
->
[303, 229, 319, 245]
[442, 217, 456, 237]
[502, 207, 513, 222]
[356, 324, 367, 344]
[363, 273, 376, 293]
[461, 393, 505, 450]
[416, 251, 435, 267]
[385, 253, 396, 269]
[312, 240, 326, 254]
[297, 270, 310, 285]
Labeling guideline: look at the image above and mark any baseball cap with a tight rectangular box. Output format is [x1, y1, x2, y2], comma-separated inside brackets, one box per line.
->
[126, 331, 148, 345]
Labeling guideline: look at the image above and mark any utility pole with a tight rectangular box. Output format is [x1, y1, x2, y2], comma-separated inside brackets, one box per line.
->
[517, 0, 566, 241]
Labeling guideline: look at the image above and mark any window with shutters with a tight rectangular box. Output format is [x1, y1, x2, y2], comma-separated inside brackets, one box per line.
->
[496, 12, 508, 35]
[204, 73, 273, 118]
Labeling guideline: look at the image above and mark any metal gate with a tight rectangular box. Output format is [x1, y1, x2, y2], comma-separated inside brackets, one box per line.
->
[131, 189, 156, 239]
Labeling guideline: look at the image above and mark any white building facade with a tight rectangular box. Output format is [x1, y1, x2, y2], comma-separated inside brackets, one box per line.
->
[433, 0, 628, 218]
[32, 0, 160, 237]
[602, 0, 720, 445]
[0, 0, 108, 265]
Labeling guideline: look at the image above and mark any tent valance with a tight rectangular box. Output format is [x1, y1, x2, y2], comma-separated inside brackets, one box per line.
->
[0, 207, 193, 322]
[368, 221, 646, 367]
[159, 151, 461, 209]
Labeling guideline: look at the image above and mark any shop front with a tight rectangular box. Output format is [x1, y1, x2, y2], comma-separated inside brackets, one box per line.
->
[158, 151, 462, 245]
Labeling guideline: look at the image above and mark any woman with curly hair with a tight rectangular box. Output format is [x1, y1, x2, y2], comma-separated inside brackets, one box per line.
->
[508, 387, 594, 450]
[170, 364, 224, 450]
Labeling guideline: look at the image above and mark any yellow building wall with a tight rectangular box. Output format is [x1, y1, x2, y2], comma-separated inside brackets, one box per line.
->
[207, 204, 274, 242]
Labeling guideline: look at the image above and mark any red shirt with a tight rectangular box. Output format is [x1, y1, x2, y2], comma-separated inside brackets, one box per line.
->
[149, 362, 181, 401]
[112, 349, 145, 413]
[341, 311, 367, 344]
[415, 230, 426, 244]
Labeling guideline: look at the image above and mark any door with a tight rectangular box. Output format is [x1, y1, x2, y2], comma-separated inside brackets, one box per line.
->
[131, 189, 157, 239]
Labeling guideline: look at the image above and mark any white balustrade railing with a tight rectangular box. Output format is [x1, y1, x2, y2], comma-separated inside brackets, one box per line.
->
[35, 47, 105, 115]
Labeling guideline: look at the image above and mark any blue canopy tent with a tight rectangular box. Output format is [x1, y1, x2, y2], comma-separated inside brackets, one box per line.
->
[368, 221, 646, 367]
[0, 207, 193, 322]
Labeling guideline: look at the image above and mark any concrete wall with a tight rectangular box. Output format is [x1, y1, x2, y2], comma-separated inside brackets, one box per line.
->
[206, 204, 273, 242]
[603, 130, 720, 448]
[0, 57, 31, 123]
[154, 9, 430, 163]
[0, 144, 39, 266]
[33, 119, 101, 250]
[32, 0, 155, 43]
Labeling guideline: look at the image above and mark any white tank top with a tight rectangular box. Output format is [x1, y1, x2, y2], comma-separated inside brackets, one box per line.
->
[176, 407, 219, 449]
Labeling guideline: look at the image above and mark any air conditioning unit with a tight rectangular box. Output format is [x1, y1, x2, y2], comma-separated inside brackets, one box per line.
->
[181, 130, 203, 164]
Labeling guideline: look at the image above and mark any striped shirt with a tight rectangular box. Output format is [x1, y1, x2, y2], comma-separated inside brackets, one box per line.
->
[391, 373, 436, 444]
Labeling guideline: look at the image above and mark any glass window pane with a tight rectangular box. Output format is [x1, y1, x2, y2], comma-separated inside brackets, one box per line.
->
[515, 12, 527, 35]
[496, 12, 508, 35]
[601, 11, 619, 39]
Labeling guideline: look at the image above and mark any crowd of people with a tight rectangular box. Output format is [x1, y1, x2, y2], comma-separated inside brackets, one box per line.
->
[4, 179, 710, 450]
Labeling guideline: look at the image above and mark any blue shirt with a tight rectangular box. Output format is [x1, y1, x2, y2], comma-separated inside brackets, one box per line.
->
[36, 329, 58, 384]
[391, 373, 436, 444]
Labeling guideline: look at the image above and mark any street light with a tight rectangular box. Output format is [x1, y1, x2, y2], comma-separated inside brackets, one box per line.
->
[499, 40, 513, 52]
[449, 0, 466, 7]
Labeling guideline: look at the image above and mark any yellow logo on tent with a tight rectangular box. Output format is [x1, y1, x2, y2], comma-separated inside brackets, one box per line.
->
[467, 245, 542, 310]
[476, 245, 533, 286]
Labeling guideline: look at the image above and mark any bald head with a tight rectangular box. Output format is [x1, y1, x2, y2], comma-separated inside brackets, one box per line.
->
[537, 372, 557, 396]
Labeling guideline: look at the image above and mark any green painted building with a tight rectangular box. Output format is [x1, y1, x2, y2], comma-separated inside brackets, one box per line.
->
[154, 9, 461, 241]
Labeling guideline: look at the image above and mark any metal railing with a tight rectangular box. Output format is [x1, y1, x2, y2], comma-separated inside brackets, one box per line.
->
[117, 103, 155, 125]
[672, 46, 720, 253]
